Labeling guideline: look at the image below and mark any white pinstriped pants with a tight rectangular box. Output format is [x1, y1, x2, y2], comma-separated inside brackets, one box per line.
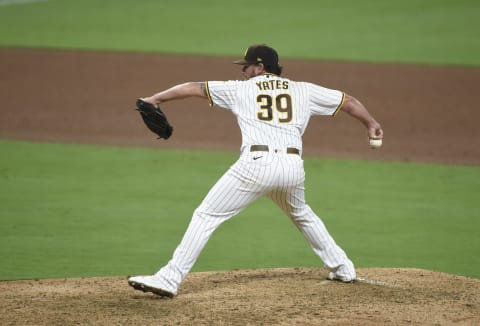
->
[154, 149, 354, 293]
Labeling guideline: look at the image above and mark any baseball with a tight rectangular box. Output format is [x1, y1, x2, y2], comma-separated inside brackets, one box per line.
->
[369, 138, 382, 148]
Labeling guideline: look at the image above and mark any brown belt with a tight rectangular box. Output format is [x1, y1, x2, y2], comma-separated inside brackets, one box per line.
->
[250, 145, 300, 155]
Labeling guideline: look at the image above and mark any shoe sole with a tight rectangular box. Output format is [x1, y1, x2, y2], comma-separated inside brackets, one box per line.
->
[128, 280, 175, 298]
[328, 278, 356, 283]
[327, 273, 356, 283]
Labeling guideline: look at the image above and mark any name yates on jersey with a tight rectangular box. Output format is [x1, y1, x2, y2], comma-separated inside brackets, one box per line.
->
[256, 80, 289, 91]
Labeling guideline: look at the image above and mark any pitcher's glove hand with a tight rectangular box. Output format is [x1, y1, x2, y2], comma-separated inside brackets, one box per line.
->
[135, 98, 173, 140]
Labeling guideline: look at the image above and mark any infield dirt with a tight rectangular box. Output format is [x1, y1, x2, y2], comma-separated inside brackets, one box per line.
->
[1, 48, 480, 165]
[0, 48, 479, 325]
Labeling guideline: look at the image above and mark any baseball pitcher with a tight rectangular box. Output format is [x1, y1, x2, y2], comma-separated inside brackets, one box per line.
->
[129, 44, 384, 297]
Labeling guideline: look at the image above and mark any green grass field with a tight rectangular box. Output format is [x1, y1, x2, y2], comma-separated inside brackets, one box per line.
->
[0, 0, 479, 66]
[1, 140, 479, 280]
[1, 0, 479, 280]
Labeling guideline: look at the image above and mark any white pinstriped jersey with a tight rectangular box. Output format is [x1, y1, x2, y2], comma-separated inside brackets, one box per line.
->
[206, 74, 345, 152]
[139, 75, 356, 295]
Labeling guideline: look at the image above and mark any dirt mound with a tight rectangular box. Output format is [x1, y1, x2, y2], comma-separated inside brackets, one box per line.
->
[1, 268, 478, 325]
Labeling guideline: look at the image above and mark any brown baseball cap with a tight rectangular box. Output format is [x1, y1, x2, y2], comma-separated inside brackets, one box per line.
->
[233, 44, 280, 67]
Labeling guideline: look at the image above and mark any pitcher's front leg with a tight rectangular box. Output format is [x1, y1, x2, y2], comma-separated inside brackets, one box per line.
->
[154, 164, 264, 293]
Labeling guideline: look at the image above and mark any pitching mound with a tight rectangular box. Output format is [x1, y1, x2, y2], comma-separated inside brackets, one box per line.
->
[1, 268, 478, 325]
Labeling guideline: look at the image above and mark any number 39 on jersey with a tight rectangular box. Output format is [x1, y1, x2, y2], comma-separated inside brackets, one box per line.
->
[256, 94, 293, 123]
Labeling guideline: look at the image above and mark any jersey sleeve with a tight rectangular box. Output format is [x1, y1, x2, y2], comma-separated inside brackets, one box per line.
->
[307, 82, 345, 117]
[205, 80, 239, 111]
